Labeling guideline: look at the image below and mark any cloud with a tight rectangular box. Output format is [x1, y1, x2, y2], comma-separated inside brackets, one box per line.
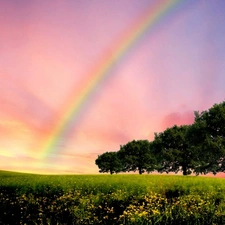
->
[161, 110, 194, 130]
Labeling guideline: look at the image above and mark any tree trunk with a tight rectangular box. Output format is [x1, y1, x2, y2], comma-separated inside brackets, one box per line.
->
[182, 165, 187, 175]
[138, 168, 142, 174]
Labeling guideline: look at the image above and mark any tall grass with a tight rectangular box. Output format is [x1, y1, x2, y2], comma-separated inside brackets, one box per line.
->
[1, 171, 225, 224]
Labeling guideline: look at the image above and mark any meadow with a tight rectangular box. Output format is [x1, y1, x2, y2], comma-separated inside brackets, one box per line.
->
[1, 171, 225, 224]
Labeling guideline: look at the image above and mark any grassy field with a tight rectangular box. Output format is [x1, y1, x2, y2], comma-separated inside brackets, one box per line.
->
[1, 171, 225, 224]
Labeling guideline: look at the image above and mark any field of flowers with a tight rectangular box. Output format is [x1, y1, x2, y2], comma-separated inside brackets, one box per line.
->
[1, 171, 225, 224]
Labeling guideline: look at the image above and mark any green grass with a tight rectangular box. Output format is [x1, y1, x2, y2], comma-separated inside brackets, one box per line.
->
[1, 171, 225, 224]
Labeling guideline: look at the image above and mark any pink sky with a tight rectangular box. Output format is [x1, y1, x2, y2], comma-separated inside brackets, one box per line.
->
[1, 0, 225, 174]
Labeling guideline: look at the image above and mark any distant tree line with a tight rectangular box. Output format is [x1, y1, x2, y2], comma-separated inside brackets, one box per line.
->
[95, 101, 225, 175]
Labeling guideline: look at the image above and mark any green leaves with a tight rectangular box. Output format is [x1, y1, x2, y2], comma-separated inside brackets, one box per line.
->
[95, 152, 122, 174]
[118, 140, 155, 174]
[152, 125, 191, 175]
[191, 101, 225, 174]
[96, 140, 156, 175]
[96, 101, 225, 176]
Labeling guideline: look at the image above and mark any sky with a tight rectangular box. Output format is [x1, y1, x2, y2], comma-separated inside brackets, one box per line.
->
[0, 0, 225, 174]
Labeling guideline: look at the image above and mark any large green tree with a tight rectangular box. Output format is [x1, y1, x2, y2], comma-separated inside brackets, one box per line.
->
[95, 152, 122, 174]
[190, 101, 225, 174]
[95, 101, 225, 176]
[185, 120, 209, 174]
[117, 140, 155, 174]
[152, 125, 196, 175]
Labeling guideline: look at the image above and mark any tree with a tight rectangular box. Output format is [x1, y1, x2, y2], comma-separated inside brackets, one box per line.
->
[190, 101, 225, 174]
[185, 120, 209, 174]
[117, 140, 155, 174]
[95, 151, 122, 174]
[95, 101, 225, 176]
[152, 125, 195, 175]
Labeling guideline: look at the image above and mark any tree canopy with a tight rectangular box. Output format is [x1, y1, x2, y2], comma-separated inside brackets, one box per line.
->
[95, 101, 225, 175]
[152, 125, 194, 175]
[190, 102, 225, 174]
[118, 140, 155, 174]
[95, 151, 122, 174]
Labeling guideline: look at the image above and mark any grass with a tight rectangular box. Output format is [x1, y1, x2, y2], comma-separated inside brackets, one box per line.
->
[1, 170, 225, 224]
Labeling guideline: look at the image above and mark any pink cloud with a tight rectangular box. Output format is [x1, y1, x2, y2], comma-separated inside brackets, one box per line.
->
[161, 111, 194, 130]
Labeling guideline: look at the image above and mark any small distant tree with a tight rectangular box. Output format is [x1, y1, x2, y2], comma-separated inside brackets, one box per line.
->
[95, 152, 122, 174]
[118, 140, 155, 174]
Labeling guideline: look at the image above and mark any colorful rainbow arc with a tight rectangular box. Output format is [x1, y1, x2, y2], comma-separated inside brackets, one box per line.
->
[38, 0, 184, 159]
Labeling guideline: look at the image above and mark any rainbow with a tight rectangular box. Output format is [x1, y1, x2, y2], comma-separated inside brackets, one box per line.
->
[39, 0, 186, 158]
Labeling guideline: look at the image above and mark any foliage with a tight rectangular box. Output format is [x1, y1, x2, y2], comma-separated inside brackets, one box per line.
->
[1, 172, 225, 224]
[96, 100, 225, 176]
[118, 140, 155, 174]
[95, 151, 122, 174]
[191, 102, 225, 174]
[152, 125, 195, 175]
